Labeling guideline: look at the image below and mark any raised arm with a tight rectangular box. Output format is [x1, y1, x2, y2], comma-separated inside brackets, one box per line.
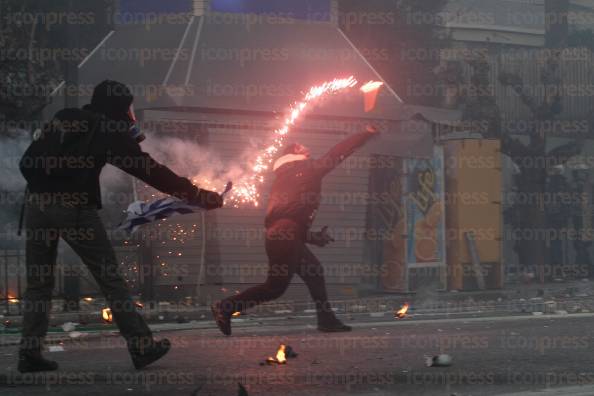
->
[312, 125, 378, 176]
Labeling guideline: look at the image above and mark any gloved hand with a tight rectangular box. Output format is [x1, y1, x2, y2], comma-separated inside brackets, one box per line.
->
[188, 188, 223, 210]
[307, 226, 335, 247]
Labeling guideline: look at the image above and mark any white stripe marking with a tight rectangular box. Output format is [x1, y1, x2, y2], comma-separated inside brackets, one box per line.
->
[163, 16, 196, 86]
[78, 30, 115, 69]
[49, 81, 65, 97]
[185, 16, 205, 85]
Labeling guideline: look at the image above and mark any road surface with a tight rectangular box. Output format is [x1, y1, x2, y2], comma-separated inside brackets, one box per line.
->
[2, 314, 594, 395]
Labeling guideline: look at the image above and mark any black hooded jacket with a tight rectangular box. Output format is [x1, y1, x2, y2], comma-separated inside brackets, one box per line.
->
[264, 131, 374, 234]
[20, 106, 197, 208]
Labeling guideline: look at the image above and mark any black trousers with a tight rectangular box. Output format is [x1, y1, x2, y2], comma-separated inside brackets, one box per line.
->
[20, 201, 151, 351]
[225, 219, 333, 318]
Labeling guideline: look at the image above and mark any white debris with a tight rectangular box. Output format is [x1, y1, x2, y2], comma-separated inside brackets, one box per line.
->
[425, 354, 452, 367]
[48, 345, 65, 352]
[61, 322, 78, 332]
[68, 331, 83, 338]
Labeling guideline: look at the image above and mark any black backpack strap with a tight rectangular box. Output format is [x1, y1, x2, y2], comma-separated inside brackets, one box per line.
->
[16, 186, 28, 237]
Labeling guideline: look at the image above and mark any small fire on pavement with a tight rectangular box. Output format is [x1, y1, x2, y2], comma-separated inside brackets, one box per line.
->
[232, 311, 241, 317]
[101, 308, 113, 323]
[395, 303, 409, 319]
[265, 344, 287, 365]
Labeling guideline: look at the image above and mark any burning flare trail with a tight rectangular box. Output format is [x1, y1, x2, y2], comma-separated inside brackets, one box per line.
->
[120, 78, 384, 234]
[198, 77, 360, 207]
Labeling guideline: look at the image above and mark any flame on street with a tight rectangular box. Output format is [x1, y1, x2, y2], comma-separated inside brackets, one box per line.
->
[102, 308, 113, 323]
[395, 303, 409, 319]
[266, 344, 287, 364]
[232, 311, 241, 317]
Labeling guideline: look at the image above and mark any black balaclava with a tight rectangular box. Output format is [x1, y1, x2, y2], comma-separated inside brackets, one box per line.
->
[88, 80, 145, 142]
[90, 80, 133, 121]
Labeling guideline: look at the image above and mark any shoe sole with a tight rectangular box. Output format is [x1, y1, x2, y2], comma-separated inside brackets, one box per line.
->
[211, 304, 231, 336]
[317, 326, 352, 333]
[133, 344, 170, 370]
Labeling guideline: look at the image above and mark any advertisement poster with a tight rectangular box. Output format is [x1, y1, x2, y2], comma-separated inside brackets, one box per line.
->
[367, 156, 406, 291]
[405, 146, 445, 265]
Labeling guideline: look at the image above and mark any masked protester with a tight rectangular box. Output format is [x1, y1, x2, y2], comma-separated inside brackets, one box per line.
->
[17, 80, 223, 373]
[211, 125, 379, 335]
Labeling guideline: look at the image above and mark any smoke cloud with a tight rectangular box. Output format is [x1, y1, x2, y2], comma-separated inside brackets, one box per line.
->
[0, 129, 29, 193]
[141, 132, 258, 193]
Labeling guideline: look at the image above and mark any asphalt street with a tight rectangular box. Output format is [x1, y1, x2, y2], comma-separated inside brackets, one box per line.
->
[3, 314, 594, 396]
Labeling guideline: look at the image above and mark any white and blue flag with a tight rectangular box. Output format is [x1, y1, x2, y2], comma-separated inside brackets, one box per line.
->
[118, 182, 232, 234]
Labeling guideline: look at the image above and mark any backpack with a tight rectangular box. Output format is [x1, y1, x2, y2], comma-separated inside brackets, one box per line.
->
[19, 111, 101, 183]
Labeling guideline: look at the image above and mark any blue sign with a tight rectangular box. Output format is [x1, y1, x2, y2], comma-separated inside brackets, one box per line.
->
[211, 0, 331, 21]
[118, 0, 192, 15]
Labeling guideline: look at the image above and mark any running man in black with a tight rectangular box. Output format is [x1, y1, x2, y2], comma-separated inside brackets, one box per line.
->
[212, 126, 378, 335]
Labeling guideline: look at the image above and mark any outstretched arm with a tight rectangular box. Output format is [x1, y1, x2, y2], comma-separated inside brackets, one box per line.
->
[107, 134, 222, 208]
[313, 125, 378, 176]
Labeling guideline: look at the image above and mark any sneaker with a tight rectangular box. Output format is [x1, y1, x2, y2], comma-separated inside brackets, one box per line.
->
[17, 349, 58, 373]
[211, 301, 232, 336]
[130, 339, 171, 370]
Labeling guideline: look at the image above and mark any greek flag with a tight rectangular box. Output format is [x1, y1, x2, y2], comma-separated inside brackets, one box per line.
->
[118, 182, 232, 234]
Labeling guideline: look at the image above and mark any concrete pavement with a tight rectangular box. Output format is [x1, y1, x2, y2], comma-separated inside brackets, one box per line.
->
[2, 313, 594, 395]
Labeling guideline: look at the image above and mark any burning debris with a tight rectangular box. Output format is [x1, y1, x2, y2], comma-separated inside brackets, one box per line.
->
[101, 308, 113, 323]
[232, 311, 241, 317]
[395, 303, 410, 319]
[7, 295, 19, 304]
[266, 344, 287, 364]
[262, 344, 298, 365]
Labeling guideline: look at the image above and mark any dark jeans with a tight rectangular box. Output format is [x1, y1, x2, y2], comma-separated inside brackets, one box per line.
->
[20, 202, 151, 351]
[225, 219, 333, 319]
